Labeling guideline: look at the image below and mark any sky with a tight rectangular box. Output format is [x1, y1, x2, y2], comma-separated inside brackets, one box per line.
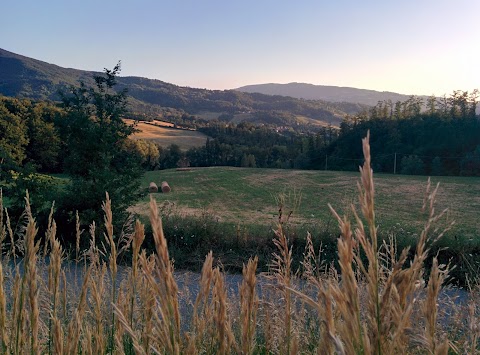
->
[2, 0, 479, 96]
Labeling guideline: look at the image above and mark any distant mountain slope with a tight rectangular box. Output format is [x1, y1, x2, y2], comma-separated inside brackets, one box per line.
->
[236, 82, 431, 107]
[0, 48, 98, 98]
[0, 48, 368, 128]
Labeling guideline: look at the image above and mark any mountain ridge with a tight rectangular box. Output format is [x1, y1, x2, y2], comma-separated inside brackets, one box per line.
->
[236, 82, 433, 107]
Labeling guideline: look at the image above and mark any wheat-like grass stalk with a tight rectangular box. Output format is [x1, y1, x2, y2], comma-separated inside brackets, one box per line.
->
[239, 256, 259, 355]
[24, 193, 40, 354]
[356, 132, 383, 353]
[293, 131, 455, 354]
[81, 325, 93, 355]
[52, 317, 63, 355]
[184, 251, 216, 353]
[0, 262, 7, 352]
[86, 221, 100, 267]
[118, 219, 145, 354]
[102, 192, 118, 353]
[61, 270, 67, 322]
[90, 263, 107, 353]
[75, 210, 83, 263]
[211, 267, 235, 354]
[138, 251, 156, 353]
[467, 296, 479, 354]
[10, 268, 21, 354]
[47, 219, 62, 354]
[327, 209, 367, 354]
[0, 189, 5, 261]
[65, 266, 91, 354]
[270, 223, 294, 354]
[113, 286, 127, 354]
[112, 302, 147, 355]
[421, 257, 450, 354]
[5, 208, 15, 264]
[147, 195, 181, 354]
[42, 202, 55, 257]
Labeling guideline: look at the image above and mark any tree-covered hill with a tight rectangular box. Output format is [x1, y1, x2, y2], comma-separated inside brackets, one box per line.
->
[0, 48, 367, 128]
[312, 94, 480, 176]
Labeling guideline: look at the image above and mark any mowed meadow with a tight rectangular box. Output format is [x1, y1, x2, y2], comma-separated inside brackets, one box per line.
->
[140, 167, 479, 238]
[134, 164, 480, 288]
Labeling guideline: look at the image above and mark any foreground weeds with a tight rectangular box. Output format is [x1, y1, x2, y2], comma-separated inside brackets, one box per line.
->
[0, 133, 479, 354]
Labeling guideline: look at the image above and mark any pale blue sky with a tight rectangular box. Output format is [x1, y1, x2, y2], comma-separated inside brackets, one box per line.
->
[2, 0, 479, 96]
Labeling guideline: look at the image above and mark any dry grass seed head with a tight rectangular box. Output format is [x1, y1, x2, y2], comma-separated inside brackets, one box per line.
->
[240, 256, 259, 355]
[145, 196, 182, 353]
[112, 302, 147, 355]
[24, 198, 40, 355]
[0, 262, 7, 351]
[52, 317, 63, 355]
[75, 210, 83, 262]
[0, 189, 3, 245]
[65, 267, 91, 354]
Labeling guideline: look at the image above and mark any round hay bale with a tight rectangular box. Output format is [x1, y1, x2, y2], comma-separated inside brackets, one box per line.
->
[148, 182, 158, 193]
[161, 181, 171, 193]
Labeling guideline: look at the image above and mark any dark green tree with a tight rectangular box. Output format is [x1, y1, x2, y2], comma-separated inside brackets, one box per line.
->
[0, 96, 60, 217]
[400, 155, 425, 175]
[58, 63, 143, 227]
[0, 98, 29, 171]
[460, 146, 480, 176]
[25, 103, 63, 172]
[430, 156, 443, 176]
[158, 144, 183, 169]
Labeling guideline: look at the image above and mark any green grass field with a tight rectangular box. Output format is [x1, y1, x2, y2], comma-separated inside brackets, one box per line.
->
[139, 167, 480, 239]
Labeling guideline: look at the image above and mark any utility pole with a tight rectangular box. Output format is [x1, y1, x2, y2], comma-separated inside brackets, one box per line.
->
[325, 154, 328, 171]
[394, 153, 397, 174]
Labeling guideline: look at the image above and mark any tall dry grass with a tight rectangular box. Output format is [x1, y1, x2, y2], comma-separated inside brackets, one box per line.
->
[0, 133, 478, 354]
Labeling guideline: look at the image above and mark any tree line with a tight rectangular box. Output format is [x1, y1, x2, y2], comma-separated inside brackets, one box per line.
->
[314, 91, 480, 175]
[148, 122, 338, 170]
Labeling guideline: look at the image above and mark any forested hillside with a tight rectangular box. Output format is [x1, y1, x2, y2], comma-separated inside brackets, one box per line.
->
[0, 48, 366, 128]
[313, 92, 480, 175]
